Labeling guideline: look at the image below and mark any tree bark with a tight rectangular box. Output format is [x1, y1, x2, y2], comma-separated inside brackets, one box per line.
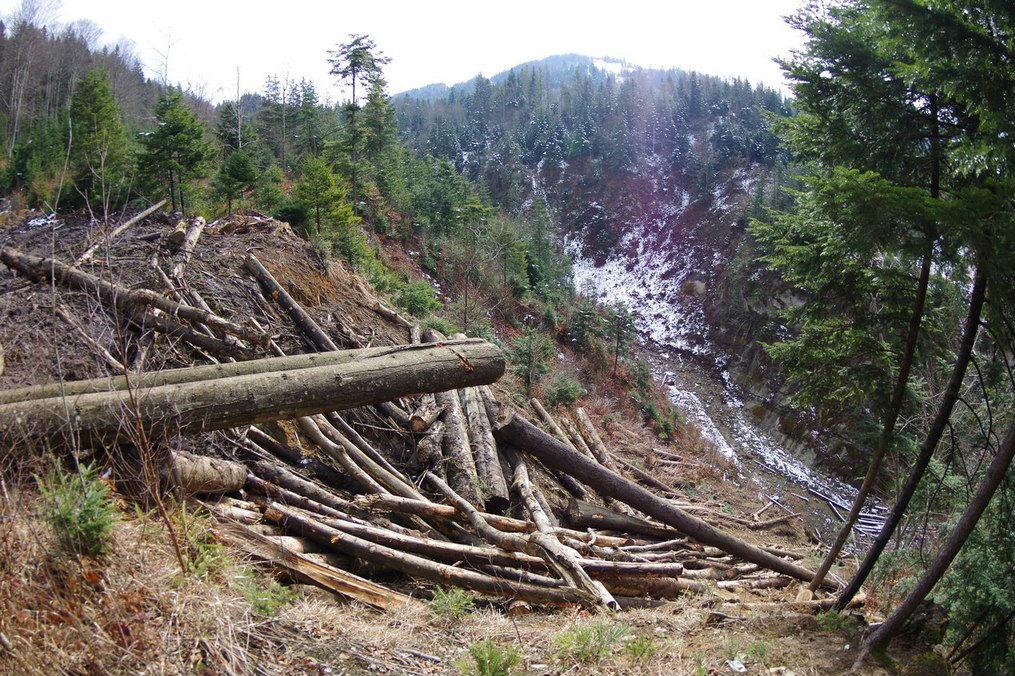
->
[0, 246, 263, 345]
[806, 248, 933, 594]
[858, 421, 1015, 661]
[463, 386, 510, 513]
[0, 340, 504, 444]
[495, 414, 828, 586]
[172, 451, 247, 495]
[434, 384, 482, 507]
[409, 400, 445, 433]
[836, 261, 988, 609]
[575, 407, 621, 472]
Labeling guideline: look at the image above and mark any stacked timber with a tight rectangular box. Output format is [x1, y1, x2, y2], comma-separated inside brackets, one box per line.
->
[0, 207, 842, 613]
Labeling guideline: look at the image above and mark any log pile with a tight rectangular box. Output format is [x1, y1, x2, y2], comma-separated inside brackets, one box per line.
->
[0, 208, 843, 613]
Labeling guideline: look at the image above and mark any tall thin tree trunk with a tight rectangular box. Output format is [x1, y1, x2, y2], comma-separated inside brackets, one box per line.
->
[806, 247, 933, 592]
[836, 260, 988, 609]
[168, 170, 177, 211]
[858, 420, 1015, 661]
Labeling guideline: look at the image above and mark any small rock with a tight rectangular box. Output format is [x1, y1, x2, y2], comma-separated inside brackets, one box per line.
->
[727, 659, 747, 673]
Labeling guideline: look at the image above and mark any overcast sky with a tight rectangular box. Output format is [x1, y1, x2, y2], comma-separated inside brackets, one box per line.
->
[6, 0, 807, 102]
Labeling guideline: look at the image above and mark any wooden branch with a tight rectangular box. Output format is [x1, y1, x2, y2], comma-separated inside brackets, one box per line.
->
[1, 246, 263, 345]
[54, 304, 124, 371]
[575, 407, 621, 472]
[75, 199, 166, 266]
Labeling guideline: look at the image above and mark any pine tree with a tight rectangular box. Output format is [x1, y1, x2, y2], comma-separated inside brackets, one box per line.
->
[139, 91, 212, 215]
[293, 155, 341, 238]
[605, 302, 636, 375]
[68, 69, 132, 217]
[213, 150, 257, 213]
[509, 329, 554, 394]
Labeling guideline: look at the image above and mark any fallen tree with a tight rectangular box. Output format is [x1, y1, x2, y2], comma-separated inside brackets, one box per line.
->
[0, 341, 504, 443]
[494, 414, 829, 587]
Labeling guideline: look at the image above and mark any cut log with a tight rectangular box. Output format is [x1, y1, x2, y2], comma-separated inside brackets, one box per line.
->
[0, 246, 263, 345]
[172, 451, 246, 495]
[216, 519, 413, 610]
[567, 499, 678, 540]
[354, 494, 629, 547]
[530, 398, 576, 450]
[264, 502, 586, 606]
[560, 418, 596, 460]
[434, 384, 482, 507]
[575, 407, 621, 472]
[172, 217, 206, 280]
[246, 426, 350, 492]
[248, 461, 358, 516]
[165, 220, 188, 250]
[463, 387, 510, 513]
[0, 340, 505, 444]
[128, 308, 252, 360]
[75, 199, 167, 266]
[409, 401, 445, 433]
[495, 414, 830, 587]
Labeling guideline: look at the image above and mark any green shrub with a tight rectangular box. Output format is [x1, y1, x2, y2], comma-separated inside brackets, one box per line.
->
[429, 587, 475, 623]
[623, 635, 657, 663]
[395, 281, 442, 317]
[544, 373, 585, 407]
[175, 510, 230, 579]
[508, 329, 554, 393]
[423, 315, 462, 337]
[233, 567, 298, 616]
[816, 610, 854, 634]
[38, 462, 117, 558]
[458, 640, 522, 676]
[746, 639, 770, 663]
[553, 622, 630, 664]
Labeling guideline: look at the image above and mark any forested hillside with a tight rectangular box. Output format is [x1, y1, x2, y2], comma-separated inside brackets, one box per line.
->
[1, 1, 1015, 672]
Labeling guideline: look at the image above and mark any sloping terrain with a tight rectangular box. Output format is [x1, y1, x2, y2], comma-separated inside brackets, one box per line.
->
[0, 206, 935, 674]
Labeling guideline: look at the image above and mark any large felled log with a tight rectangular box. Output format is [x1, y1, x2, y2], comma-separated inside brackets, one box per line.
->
[172, 451, 247, 495]
[567, 499, 678, 540]
[75, 199, 167, 266]
[0, 340, 505, 444]
[128, 308, 252, 360]
[0, 246, 263, 345]
[463, 387, 510, 513]
[265, 502, 587, 606]
[434, 383, 482, 507]
[495, 414, 830, 587]
[216, 520, 413, 610]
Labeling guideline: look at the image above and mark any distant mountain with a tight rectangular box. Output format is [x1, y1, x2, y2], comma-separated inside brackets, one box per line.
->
[394, 54, 633, 101]
[394, 53, 792, 385]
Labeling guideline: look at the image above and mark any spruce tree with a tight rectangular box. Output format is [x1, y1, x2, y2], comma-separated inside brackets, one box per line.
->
[68, 69, 132, 217]
[139, 91, 212, 215]
[213, 150, 257, 213]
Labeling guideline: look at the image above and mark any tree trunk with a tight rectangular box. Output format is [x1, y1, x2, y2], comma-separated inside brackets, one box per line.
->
[409, 400, 445, 433]
[172, 217, 206, 280]
[836, 261, 988, 609]
[0, 340, 505, 444]
[75, 199, 167, 266]
[434, 383, 482, 507]
[858, 420, 1015, 661]
[463, 386, 510, 513]
[575, 407, 621, 472]
[171, 451, 247, 495]
[0, 342, 447, 405]
[805, 248, 933, 594]
[495, 414, 829, 586]
[0, 247, 264, 345]
[567, 498, 677, 540]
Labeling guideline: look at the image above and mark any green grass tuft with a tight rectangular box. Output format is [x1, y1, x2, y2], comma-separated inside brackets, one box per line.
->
[553, 622, 631, 664]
